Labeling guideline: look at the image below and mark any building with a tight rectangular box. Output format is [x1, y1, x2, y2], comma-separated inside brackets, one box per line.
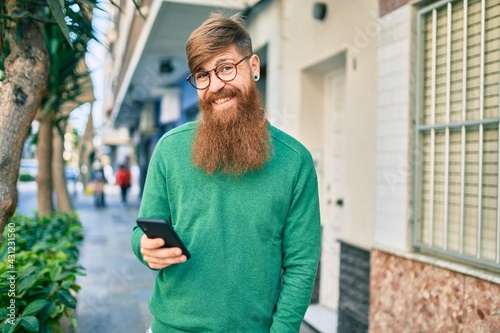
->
[102, 0, 500, 331]
[371, 0, 500, 331]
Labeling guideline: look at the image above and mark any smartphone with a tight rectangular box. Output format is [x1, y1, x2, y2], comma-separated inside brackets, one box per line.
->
[136, 218, 191, 260]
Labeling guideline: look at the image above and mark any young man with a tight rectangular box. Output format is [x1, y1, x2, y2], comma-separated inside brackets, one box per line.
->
[131, 12, 321, 333]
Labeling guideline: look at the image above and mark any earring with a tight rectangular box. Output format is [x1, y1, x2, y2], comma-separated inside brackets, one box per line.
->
[253, 74, 260, 82]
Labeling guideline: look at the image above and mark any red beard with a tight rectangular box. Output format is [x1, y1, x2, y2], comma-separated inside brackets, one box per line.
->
[192, 83, 271, 176]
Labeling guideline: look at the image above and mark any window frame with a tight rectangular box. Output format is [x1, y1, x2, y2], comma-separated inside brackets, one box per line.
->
[413, 0, 500, 271]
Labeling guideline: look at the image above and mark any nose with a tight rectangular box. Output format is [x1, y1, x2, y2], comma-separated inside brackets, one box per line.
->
[208, 72, 226, 92]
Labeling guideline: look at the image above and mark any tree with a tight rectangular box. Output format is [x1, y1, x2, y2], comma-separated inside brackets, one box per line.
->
[0, 0, 142, 238]
[37, 13, 95, 215]
[0, 0, 50, 237]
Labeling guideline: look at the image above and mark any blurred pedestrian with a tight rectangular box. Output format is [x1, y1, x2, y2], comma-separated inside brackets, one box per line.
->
[91, 160, 106, 208]
[115, 163, 131, 204]
[132, 12, 321, 333]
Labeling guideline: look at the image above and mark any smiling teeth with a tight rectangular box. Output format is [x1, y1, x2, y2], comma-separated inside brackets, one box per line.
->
[214, 97, 231, 104]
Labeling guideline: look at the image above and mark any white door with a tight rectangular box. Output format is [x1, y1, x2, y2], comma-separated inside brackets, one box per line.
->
[320, 67, 346, 311]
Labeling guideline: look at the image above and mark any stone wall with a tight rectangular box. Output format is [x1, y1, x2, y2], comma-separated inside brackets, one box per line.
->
[370, 249, 500, 332]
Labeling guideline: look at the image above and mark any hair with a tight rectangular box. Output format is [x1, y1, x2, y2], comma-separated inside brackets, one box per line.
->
[186, 12, 253, 73]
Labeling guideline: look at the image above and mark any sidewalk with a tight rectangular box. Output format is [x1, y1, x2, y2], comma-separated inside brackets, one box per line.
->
[74, 185, 155, 332]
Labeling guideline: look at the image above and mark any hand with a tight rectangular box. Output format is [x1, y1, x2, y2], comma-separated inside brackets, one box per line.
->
[140, 234, 187, 269]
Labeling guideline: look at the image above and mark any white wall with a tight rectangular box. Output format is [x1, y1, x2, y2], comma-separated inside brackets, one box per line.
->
[280, 0, 379, 249]
[374, 4, 413, 251]
[247, 1, 283, 126]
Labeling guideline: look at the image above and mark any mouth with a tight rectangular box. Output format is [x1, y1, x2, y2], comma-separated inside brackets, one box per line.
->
[213, 96, 233, 105]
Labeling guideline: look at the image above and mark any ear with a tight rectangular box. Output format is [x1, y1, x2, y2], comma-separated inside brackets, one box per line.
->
[249, 54, 260, 76]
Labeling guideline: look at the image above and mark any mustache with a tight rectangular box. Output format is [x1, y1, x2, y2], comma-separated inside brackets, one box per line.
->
[204, 87, 239, 102]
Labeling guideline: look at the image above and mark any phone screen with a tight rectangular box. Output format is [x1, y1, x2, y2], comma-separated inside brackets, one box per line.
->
[137, 218, 191, 259]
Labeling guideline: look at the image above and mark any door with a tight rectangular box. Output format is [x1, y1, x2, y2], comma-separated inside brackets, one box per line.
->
[320, 66, 346, 311]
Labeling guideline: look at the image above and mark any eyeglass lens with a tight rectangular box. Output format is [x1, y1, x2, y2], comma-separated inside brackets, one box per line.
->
[192, 63, 237, 89]
[187, 55, 251, 90]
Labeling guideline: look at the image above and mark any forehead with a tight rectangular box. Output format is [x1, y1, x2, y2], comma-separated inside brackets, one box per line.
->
[198, 46, 242, 70]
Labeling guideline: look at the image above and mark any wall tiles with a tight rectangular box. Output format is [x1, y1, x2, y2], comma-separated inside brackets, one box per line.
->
[370, 250, 500, 333]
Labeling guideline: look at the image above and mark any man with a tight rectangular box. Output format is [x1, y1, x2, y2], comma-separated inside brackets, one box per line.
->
[131, 12, 321, 333]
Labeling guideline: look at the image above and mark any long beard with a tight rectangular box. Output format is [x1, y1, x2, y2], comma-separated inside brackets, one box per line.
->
[192, 84, 271, 176]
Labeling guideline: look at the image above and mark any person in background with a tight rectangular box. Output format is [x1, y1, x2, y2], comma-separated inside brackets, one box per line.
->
[115, 163, 131, 204]
[91, 160, 106, 208]
[132, 12, 321, 333]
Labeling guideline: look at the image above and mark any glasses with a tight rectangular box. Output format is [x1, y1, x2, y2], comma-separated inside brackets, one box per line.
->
[186, 55, 252, 90]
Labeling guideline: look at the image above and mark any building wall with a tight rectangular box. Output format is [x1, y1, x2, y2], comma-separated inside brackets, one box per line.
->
[374, 2, 412, 252]
[372, 0, 500, 330]
[370, 249, 500, 332]
[247, 0, 283, 126]
[277, 0, 378, 313]
[281, 0, 378, 251]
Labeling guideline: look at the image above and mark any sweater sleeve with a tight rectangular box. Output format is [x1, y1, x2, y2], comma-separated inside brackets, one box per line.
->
[270, 153, 321, 333]
[131, 141, 171, 268]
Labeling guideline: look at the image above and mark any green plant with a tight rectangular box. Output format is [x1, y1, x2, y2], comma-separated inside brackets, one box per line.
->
[0, 212, 85, 333]
[17, 175, 35, 182]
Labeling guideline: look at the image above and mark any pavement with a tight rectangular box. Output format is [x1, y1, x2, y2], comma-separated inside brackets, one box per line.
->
[16, 181, 318, 333]
[17, 181, 155, 332]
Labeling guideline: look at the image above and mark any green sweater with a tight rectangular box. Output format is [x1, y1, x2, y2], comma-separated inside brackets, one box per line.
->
[131, 121, 321, 333]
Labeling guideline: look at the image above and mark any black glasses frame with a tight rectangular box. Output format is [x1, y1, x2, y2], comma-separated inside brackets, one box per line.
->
[186, 55, 252, 90]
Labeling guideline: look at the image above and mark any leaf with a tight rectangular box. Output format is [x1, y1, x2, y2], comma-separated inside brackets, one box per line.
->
[38, 301, 56, 322]
[42, 95, 58, 116]
[129, 0, 145, 20]
[49, 304, 62, 319]
[56, 290, 76, 309]
[70, 284, 81, 292]
[54, 251, 68, 262]
[22, 299, 49, 316]
[2, 318, 21, 333]
[49, 264, 62, 281]
[18, 265, 37, 279]
[0, 308, 9, 319]
[17, 275, 37, 295]
[20, 317, 39, 332]
[46, 0, 73, 47]
[44, 282, 58, 298]
[70, 317, 78, 330]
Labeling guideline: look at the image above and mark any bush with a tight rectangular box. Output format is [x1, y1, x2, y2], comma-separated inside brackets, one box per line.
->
[0, 212, 85, 333]
[18, 174, 35, 182]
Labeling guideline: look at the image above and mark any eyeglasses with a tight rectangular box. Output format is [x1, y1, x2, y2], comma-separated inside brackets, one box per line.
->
[186, 55, 252, 90]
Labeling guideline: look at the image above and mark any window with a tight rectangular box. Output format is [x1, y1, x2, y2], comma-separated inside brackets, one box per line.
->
[414, 0, 500, 270]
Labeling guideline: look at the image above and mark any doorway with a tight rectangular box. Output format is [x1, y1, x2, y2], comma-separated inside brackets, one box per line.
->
[300, 52, 347, 312]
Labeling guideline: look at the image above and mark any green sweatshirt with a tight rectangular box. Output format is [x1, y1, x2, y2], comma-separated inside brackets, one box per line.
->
[131, 121, 321, 333]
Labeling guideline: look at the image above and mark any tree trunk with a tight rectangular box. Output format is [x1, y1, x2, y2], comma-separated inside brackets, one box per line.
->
[37, 112, 54, 216]
[52, 124, 73, 212]
[0, 17, 49, 238]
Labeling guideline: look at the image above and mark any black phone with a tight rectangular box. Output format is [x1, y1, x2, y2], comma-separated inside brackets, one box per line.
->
[136, 218, 191, 260]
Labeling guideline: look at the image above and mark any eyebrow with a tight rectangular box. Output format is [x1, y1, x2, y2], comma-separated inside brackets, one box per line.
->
[214, 58, 232, 66]
[198, 57, 234, 71]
